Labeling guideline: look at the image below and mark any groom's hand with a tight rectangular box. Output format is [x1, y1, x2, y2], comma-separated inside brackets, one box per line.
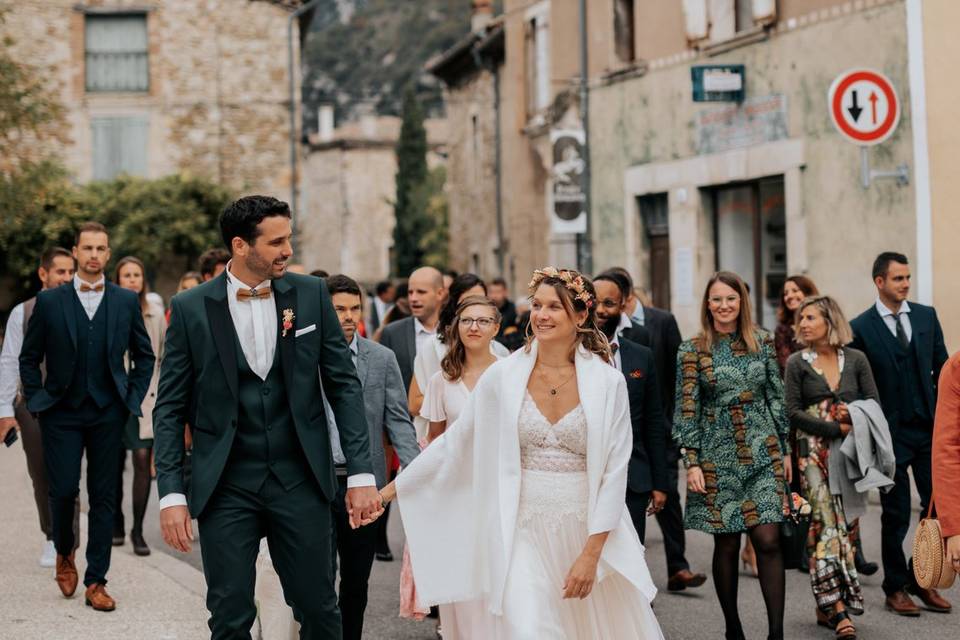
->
[345, 486, 384, 529]
[160, 505, 194, 553]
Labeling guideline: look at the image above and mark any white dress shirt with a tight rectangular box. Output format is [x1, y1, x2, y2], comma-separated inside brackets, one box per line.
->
[617, 312, 635, 339]
[629, 301, 646, 326]
[875, 299, 913, 343]
[0, 302, 25, 418]
[413, 317, 437, 358]
[610, 332, 623, 372]
[226, 267, 277, 380]
[373, 296, 393, 325]
[75, 274, 106, 320]
[159, 271, 374, 511]
[321, 334, 375, 487]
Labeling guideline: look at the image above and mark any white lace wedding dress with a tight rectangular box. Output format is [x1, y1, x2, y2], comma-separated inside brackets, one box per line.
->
[443, 393, 664, 639]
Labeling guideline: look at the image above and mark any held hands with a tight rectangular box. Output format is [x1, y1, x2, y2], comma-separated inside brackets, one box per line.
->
[346, 486, 385, 529]
[647, 490, 667, 515]
[160, 505, 194, 553]
[783, 454, 793, 486]
[563, 551, 599, 599]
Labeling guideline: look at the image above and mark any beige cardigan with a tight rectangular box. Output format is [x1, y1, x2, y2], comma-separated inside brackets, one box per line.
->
[131, 302, 166, 439]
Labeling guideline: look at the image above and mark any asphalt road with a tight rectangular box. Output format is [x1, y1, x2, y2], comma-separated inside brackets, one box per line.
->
[138, 466, 957, 639]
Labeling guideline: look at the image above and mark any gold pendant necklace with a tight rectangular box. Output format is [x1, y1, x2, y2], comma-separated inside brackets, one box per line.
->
[538, 366, 576, 396]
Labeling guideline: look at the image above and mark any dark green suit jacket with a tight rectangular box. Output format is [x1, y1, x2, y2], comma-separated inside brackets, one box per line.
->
[153, 271, 373, 517]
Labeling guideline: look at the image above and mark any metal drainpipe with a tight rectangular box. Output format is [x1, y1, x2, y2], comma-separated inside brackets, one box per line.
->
[493, 63, 505, 278]
[578, 0, 593, 275]
[288, 0, 321, 256]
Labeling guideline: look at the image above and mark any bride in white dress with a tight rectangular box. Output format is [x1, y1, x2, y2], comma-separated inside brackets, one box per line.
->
[377, 268, 664, 639]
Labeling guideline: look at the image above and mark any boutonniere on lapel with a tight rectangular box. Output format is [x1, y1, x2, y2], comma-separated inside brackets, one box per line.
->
[629, 369, 644, 379]
[282, 309, 295, 337]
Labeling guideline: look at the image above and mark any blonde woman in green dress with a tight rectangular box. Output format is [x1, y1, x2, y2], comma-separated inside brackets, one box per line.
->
[674, 271, 792, 640]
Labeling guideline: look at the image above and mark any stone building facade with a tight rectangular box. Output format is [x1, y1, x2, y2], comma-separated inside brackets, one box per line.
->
[588, 0, 958, 345]
[299, 114, 448, 284]
[438, 0, 958, 344]
[0, 0, 307, 198]
[426, 12, 505, 281]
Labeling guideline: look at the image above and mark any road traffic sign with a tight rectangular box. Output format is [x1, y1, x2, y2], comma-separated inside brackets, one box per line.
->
[828, 69, 900, 145]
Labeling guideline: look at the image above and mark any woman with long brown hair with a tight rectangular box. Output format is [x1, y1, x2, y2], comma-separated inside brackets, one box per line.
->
[380, 268, 662, 638]
[674, 271, 791, 640]
[112, 256, 165, 556]
[422, 296, 501, 442]
[775, 275, 820, 373]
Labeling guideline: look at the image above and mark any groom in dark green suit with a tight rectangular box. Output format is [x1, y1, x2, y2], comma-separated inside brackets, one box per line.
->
[153, 196, 383, 639]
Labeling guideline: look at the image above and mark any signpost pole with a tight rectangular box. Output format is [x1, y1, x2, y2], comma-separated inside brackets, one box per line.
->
[860, 147, 871, 189]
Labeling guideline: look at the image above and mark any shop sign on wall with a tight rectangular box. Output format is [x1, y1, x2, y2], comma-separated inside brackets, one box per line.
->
[696, 93, 788, 155]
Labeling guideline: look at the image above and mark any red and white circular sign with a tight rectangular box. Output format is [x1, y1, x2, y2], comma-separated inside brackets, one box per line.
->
[828, 69, 900, 146]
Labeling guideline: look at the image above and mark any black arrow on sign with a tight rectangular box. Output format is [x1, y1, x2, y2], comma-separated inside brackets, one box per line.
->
[847, 90, 863, 123]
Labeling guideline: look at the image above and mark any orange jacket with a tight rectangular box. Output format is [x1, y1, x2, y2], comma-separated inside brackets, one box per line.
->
[933, 351, 960, 537]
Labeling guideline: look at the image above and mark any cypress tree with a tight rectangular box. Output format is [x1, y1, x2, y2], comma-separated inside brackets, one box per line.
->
[392, 87, 429, 277]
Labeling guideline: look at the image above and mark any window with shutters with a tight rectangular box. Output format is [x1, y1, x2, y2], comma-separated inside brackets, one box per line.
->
[524, 4, 550, 118]
[613, 0, 636, 64]
[85, 14, 149, 93]
[91, 117, 149, 180]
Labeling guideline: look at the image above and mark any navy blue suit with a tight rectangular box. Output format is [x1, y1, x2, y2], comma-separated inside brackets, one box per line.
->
[19, 281, 154, 586]
[849, 301, 948, 595]
[618, 338, 669, 544]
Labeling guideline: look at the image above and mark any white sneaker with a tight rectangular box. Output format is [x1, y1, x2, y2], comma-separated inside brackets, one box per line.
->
[39, 540, 56, 568]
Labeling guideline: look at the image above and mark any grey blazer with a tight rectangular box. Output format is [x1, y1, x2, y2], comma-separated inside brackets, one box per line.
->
[356, 336, 420, 487]
[378, 316, 417, 392]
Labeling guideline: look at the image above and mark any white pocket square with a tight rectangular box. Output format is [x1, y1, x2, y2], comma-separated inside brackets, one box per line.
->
[295, 324, 317, 337]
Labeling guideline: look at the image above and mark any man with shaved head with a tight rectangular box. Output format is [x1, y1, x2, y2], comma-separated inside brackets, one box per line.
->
[375, 266, 445, 562]
[379, 267, 446, 393]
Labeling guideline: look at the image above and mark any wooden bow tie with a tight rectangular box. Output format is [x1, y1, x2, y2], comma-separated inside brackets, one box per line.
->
[79, 283, 104, 293]
[236, 286, 272, 301]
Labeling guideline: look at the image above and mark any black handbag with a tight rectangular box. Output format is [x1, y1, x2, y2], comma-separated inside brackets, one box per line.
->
[780, 491, 810, 570]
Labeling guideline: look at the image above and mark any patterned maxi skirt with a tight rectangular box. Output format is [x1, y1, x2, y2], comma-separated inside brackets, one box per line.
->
[798, 402, 864, 614]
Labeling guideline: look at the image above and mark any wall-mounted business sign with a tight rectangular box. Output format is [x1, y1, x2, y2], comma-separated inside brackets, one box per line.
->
[550, 129, 587, 234]
[692, 65, 746, 102]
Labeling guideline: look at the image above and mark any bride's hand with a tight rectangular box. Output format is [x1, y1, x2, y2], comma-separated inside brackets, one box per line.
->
[562, 552, 599, 600]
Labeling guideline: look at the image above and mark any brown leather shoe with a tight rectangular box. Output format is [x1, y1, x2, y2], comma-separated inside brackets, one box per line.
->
[667, 569, 708, 591]
[885, 590, 921, 616]
[911, 586, 952, 613]
[55, 553, 78, 598]
[84, 583, 116, 612]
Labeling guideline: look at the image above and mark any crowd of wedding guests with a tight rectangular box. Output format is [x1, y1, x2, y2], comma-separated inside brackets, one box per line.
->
[1, 210, 958, 640]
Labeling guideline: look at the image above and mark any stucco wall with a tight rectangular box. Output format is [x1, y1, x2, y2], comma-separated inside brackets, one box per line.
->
[590, 0, 917, 337]
[922, 0, 960, 349]
[1, 0, 297, 198]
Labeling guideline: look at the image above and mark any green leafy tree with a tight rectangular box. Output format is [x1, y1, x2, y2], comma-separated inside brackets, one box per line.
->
[82, 174, 233, 274]
[414, 166, 449, 269]
[392, 87, 430, 277]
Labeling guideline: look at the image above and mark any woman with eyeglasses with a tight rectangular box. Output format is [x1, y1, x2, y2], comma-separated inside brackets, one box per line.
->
[674, 271, 791, 640]
[422, 295, 502, 442]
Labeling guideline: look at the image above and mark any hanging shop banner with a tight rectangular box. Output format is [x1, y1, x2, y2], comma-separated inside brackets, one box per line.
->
[550, 129, 587, 234]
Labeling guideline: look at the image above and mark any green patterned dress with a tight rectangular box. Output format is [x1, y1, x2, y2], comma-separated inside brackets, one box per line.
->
[673, 331, 790, 534]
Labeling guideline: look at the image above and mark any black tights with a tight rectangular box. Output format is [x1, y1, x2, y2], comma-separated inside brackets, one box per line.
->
[115, 448, 152, 534]
[713, 523, 784, 640]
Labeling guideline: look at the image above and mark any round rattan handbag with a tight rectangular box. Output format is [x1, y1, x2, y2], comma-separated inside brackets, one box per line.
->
[913, 500, 957, 590]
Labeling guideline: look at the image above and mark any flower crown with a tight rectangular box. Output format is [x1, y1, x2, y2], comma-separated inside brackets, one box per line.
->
[528, 267, 595, 309]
